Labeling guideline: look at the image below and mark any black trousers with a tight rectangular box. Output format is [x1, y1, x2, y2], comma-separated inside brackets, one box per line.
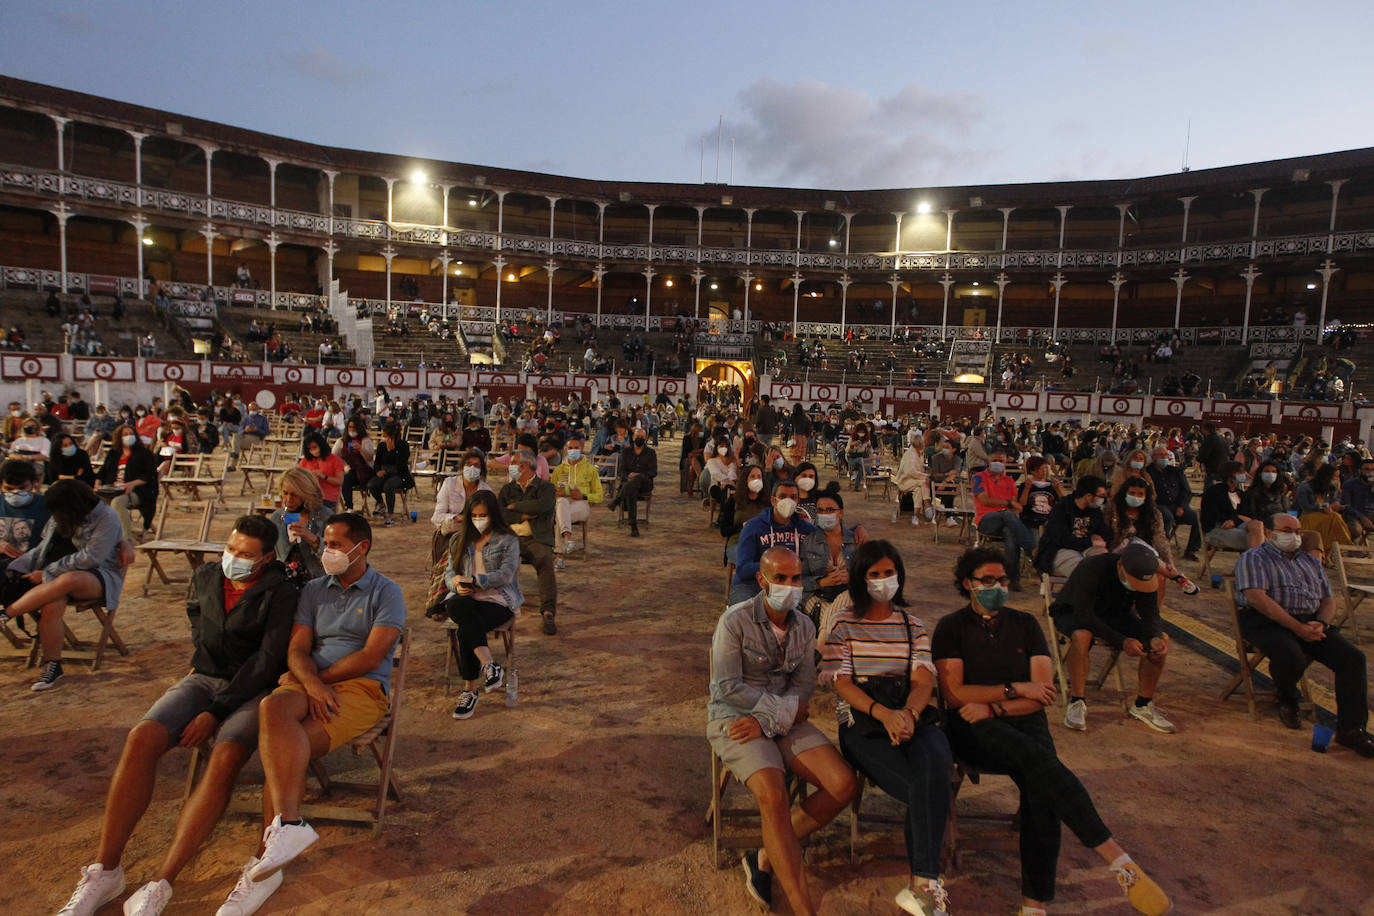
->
[946, 711, 1111, 902]
[1239, 608, 1368, 731]
[619, 475, 653, 524]
[443, 593, 513, 681]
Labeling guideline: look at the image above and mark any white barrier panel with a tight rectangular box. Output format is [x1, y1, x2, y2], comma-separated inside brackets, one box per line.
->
[73, 357, 136, 382]
[1203, 400, 1273, 423]
[322, 367, 368, 388]
[1045, 393, 1090, 413]
[424, 370, 471, 391]
[271, 365, 317, 386]
[807, 383, 843, 404]
[144, 360, 202, 383]
[1281, 401, 1344, 422]
[0, 354, 61, 380]
[845, 384, 886, 406]
[992, 390, 1041, 412]
[210, 362, 269, 382]
[1096, 394, 1145, 417]
[1149, 397, 1203, 421]
[374, 369, 419, 389]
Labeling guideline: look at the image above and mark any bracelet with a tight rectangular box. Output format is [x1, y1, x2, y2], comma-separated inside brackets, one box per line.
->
[868, 699, 878, 717]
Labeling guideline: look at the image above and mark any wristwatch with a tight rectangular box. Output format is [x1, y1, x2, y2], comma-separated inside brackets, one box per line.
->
[1003, 681, 1018, 700]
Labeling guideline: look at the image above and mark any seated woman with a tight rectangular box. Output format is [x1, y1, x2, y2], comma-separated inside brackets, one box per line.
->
[845, 423, 876, 491]
[1295, 464, 1355, 556]
[50, 432, 95, 487]
[800, 485, 859, 627]
[332, 416, 375, 512]
[426, 489, 521, 721]
[268, 467, 327, 581]
[720, 465, 768, 569]
[793, 461, 822, 520]
[298, 432, 345, 513]
[1018, 456, 1064, 542]
[819, 539, 952, 916]
[893, 428, 931, 526]
[1109, 449, 1154, 496]
[98, 423, 159, 539]
[679, 422, 707, 495]
[933, 547, 1171, 916]
[2, 480, 128, 692]
[1103, 476, 1198, 594]
[704, 438, 740, 511]
[1243, 460, 1292, 524]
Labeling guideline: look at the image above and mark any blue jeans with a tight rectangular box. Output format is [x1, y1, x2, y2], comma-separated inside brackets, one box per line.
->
[840, 720, 952, 879]
[978, 510, 1035, 581]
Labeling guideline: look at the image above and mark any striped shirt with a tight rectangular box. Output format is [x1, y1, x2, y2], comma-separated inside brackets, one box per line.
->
[1234, 541, 1331, 617]
[820, 610, 935, 726]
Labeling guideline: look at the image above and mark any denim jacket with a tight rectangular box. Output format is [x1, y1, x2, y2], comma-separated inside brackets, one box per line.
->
[708, 592, 817, 737]
[444, 531, 523, 613]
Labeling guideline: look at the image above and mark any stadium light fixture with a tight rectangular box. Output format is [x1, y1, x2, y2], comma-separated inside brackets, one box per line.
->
[710, 282, 718, 291]
[506, 273, 516, 282]
[754, 282, 763, 291]
[411, 169, 427, 184]
[828, 239, 837, 247]
[1306, 282, 1317, 290]
[664, 279, 673, 287]
[916, 201, 932, 215]
[468, 198, 478, 207]
[454, 260, 463, 265]
[971, 281, 979, 287]
[141, 236, 153, 246]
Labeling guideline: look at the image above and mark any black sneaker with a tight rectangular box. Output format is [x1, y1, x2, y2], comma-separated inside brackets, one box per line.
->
[452, 690, 479, 720]
[741, 850, 772, 908]
[1277, 701, 1302, 730]
[31, 659, 64, 692]
[542, 614, 557, 636]
[1336, 728, 1374, 758]
[481, 661, 504, 693]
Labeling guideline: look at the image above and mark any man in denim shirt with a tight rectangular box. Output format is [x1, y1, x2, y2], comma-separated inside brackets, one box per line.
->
[708, 546, 855, 916]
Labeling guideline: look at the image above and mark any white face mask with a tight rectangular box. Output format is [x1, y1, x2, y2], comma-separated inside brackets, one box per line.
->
[221, 550, 259, 582]
[797, 476, 815, 492]
[867, 575, 899, 602]
[1125, 494, 1146, 508]
[471, 516, 491, 533]
[462, 465, 482, 482]
[321, 543, 359, 576]
[775, 497, 797, 518]
[815, 512, 839, 530]
[763, 582, 803, 612]
[746, 477, 763, 494]
[122, 434, 137, 447]
[1271, 531, 1301, 552]
[717, 446, 728, 456]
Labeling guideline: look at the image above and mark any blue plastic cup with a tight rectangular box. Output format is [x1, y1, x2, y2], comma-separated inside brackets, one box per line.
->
[410, 511, 418, 522]
[1312, 723, 1334, 753]
[1210, 574, 1222, 589]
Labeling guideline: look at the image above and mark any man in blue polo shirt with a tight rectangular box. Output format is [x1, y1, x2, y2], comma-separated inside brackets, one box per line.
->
[216, 512, 406, 915]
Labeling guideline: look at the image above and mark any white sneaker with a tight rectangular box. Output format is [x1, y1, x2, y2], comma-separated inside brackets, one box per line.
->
[891, 506, 900, 523]
[924, 506, 935, 520]
[896, 879, 951, 915]
[944, 517, 960, 528]
[911, 515, 921, 527]
[216, 857, 284, 916]
[249, 815, 319, 880]
[554, 556, 566, 571]
[58, 863, 125, 916]
[1064, 699, 1088, 731]
[123, 879, 172, 916]
[1128, 700, 1178, 734]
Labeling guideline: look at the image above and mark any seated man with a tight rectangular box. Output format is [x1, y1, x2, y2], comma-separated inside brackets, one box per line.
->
[1146, 446, 1199, 561]
[730, 479, 817, 606]
[549, 434, 602, 570]
[1339, 457, 1374, 541]
[1200, 461, 1265, 554]
[1050, 544, 1176, 735]
[499, 450, 559, 635]
[708, 546, 856, 916]
[240, 403, 270, 451]
[56, 515, 297, 916]
[225, 513, 406, 912]
[607, 428, 656, 537]
[972, 449, 1036, 590]
[1235, 513, 1374, 753]
[0, 458, 49, 623]
[1033, 475, 1110, 579]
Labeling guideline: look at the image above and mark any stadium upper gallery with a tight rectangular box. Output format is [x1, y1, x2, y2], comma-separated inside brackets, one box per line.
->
[1, 73, 1372, 436]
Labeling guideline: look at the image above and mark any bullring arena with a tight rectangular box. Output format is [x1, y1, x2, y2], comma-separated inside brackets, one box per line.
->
[1, 75, 1374, 916]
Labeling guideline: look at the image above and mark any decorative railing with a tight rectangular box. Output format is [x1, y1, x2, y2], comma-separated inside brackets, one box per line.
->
[5, 164, 1373, 273]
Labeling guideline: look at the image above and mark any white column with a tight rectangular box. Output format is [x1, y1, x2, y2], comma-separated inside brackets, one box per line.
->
[892, 211, 904, 252]
[51, 116, 69, 171]
[385, 177, 396, 223]
[842, 211, 854, 255]
[944, 209, 957, 252]
[546, 196, 560, 239]
[1248, 188, 1267, 258]
[129, 131, 147, 186]
[493, 255, 507, 325]
[993, 272, 1010, 341]
[324, 240, 337, 291]
[440, 184, 453, 236]
[440, 250, 451, 307]
[791, 270, 802, 338]
[201, 144, 216, 198]
[545, 258, 557, 323]
[695, 205, 706, 247]
[1108, 272, 1126, 338]
[642, 266, 655, 325]
[594, 264, 607, 325]
[1241, 263, 1260, 340]
[597, 201, 607, 243]
[888, 273, 901, 336]
[323, 170, 337, 235]
[1177, 196, 1196, 252]
[938, 273, 954, 339]
[744, 208, 756, 248]
[267, 233, 279, 308]
[794, 210, 805, 251]
[1055, 205, 1071, 256]
[1051, 272, 1068, 337]
[265, 158, 280, 208]
[382, 244, 395, 309]
[690, 267, 704, 322]
[1317, 259, 1339, 332]
[740, 270, 753, 325]
[54, 206, 70, 291]
[133, 215, 147, 296]
[998, 208, 1014, 254]
[838, 273, 852, 338]
[1172, 269, 1189, 330]
[201, 224, 216, 286]
[646, 203, 657, 246]
[1326, 179, 1347, 253]
[1115, 202, 1130, 267]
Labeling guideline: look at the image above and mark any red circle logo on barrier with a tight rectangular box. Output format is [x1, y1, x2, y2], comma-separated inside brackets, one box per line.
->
[662, 380, 679, 393]
[94, 361, 116, 379]
[164, 364, 184, 381]
[816, 386, 835, 400]
[1112, 398, 1132, 414]
[339, 370, 358, 386]
[20, 358, 41, 377]
[1228, 403, 1252, 415]
[1298, 405, 1320, 419]
[388, 372, 405, 387]
[439, 374, 456, 389]
[1167, 400, 1185, 415]
[285, 368, 302, 384]
[954, 392, 973, 402]
[1007, 394, 1024, 409]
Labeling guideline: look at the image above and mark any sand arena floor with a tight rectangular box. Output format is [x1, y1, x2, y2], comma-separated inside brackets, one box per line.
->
[2, 437, 1373, 915]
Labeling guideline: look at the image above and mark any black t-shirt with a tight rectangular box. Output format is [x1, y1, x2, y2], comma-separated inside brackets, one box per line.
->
[931, 604, 1049, 685]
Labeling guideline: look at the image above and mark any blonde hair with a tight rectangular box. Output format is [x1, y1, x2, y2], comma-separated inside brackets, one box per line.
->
[279, 466, 324, 515]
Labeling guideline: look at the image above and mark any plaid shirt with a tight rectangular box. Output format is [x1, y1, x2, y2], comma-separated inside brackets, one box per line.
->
[1234, 541, 1331, 617]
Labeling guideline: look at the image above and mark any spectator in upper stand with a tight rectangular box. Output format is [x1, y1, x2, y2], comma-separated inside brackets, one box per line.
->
[730, 479, 817, 606]
[235, 263, 252, 289]
[1146, 446, 1199, 561]
[1339, 457, 1374, 542]
[1200, 461, 1266, 554]
[1033, 475, 1110, 578]
[972, 449, 1036, 591]
[1196, 421, 1231, 490]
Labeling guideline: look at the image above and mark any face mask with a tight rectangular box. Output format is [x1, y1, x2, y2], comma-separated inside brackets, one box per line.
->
[1032, 479, 1051, 488]
[566, 449, 582, 462]
[221, 550, 259, 582]
[988, 461, 1005, 474]
[797, 476, 815, 492]
[321, 543, 359, 576]
[1234, 474, 1248, 486]
[942, 448, 953, 456]
[772, 457, 784, 469]
[136, 410, 146, 417]
[775, 497, 797, 518]
[4, 490, 33, 508]
[1261, 471, 1277, 485]
[974, 585, 1007, 611]
[462, 465, 482, 482]
[634, 437, 646, 447]
[717, 446, 728, 456]
[816, 512, 838, 530]
[1092, 497, 1106, 509]
[867, 575, 899, 602]
[23, 428, 37, 437]
[1155, 458, 1169, 469]
[747, 477, 763, 494]
[122, 435, 137, 447]
[1129, 460, 1145, 470]
[764, 582, 803, 612]
[1125, 494, 1145, 508]
[349, 430, 360, 438]
[1271, 531, 1302, 552]
[61, 444, 77, 457]
[472, 516, 491, 533]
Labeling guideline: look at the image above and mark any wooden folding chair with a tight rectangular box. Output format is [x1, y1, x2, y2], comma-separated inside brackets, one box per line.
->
[931, 478, 973, 545]
[5, 598, 129, 671]
[617, 490, 652, 528]
[1041, 574, 1124, 707]
[443, 617, 515, 694]
[1219, 577, 1313, 720]
[135, 501, 219, 596]
[1332, 543, 1373, 644]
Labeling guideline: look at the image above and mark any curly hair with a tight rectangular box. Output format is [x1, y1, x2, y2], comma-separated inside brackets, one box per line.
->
[953, 546, 1008, 598]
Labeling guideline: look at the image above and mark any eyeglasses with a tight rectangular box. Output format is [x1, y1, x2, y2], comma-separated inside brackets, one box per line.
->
[971, 575, 1012, 587]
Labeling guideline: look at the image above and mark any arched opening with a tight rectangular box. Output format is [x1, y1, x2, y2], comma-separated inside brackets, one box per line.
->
[694, 359, 753, 406]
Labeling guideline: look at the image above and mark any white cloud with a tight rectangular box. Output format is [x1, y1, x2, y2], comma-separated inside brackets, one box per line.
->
[697, 78, 987, 189]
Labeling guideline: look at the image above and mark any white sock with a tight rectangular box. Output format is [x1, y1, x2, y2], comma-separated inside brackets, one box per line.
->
[1020, 907, 1047, 916]
[1111, 853, 1134, 870]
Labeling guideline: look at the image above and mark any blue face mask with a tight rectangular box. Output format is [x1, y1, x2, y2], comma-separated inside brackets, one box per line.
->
[221, 550, 259, 582]
[4, 490, 33, 508]
[975, 585, 1008, 611]
[62, 445, 77, 457]
[566, 449, 582, 462]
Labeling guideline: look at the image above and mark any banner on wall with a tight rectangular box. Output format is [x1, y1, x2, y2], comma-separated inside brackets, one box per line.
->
[373, 369, 420, 390]
[144, 360, 203, 383]
[1096, 394, 1145, 417]
[1044, 392, 1090, 414]
[271, 365, 317, 386]
[992, 390, 1041, 413]
[73, 357, 136, 382]
[322, 366, 368, 388]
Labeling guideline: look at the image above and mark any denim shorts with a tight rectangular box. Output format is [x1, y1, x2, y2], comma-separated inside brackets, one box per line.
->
[142, 672, 266, 749]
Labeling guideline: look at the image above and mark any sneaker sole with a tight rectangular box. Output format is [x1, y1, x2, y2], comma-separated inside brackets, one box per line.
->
[452, 707, 477, 720]
[483, 676, 504, 693]
[1129, 709, 1177, 734]
[250, 835, 318, 881]
[740, 856, 769, 908]
[31, 675, 64, 692]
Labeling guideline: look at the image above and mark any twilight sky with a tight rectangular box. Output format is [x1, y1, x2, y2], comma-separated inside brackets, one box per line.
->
[4, 1, 1372, 190]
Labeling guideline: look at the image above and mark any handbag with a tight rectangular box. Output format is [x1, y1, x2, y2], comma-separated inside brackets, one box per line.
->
[845, 612, 915, 738]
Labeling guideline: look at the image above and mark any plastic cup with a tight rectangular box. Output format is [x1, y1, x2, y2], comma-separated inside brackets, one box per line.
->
[1312, 723, 1334, 753]
[1210, 574, 1222, 589]
[410, 511, 418, 522]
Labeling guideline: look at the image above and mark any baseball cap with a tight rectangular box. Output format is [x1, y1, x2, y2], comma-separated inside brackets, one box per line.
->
[1120, 543, 1160, 592]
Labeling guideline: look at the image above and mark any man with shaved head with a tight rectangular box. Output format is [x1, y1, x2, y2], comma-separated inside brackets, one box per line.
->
[708, 546, 856, 916]
[1235, 513, 1374, 755]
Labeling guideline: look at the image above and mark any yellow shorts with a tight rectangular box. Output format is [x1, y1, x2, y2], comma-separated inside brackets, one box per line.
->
[275, 677, 389, 752]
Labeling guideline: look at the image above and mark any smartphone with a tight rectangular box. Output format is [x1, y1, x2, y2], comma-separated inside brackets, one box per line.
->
[282, 512, 301, 526]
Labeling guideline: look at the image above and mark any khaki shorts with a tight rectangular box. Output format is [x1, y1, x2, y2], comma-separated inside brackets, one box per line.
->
[274, 677, 389, 752]
[706, 717, 832, 784]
